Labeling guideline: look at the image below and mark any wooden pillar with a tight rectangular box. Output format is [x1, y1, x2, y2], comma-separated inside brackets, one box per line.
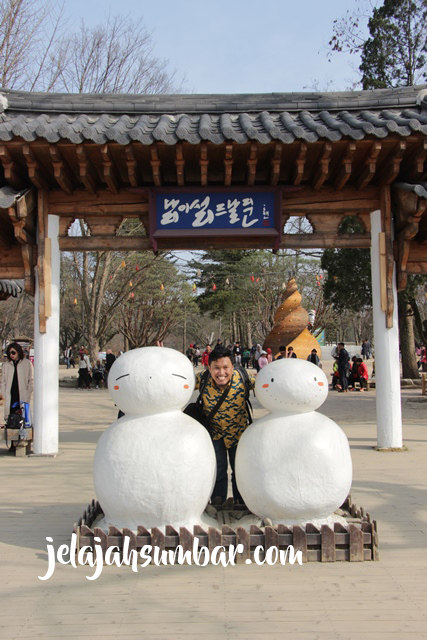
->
[33, 190, 60, 455]
[370, 197, 403, 450]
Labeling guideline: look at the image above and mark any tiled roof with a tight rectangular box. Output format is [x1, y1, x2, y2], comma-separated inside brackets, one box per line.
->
[0, 185, 27, 208]
[0, 279, 22, 298]
[395, 182, 427, 199]
[0, 86, 426, 146]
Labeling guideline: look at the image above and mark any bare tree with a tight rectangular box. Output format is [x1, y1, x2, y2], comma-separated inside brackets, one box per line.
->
[51, 14, 180, 94]
[0, 2, 182, 93]
[0, 0, 65, 90]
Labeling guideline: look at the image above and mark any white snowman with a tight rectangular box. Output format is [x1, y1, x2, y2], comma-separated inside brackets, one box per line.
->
[235, 359, 352, 523]
[93, 347, 216, 530]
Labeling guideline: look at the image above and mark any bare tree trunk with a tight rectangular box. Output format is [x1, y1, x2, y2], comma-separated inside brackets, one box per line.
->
[247, 320, 252, 349]
[398, 294, 419, 379]
[232, 312, 238, 343]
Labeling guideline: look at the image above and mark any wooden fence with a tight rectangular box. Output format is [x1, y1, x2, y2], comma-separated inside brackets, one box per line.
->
[73, 495, 378, 564]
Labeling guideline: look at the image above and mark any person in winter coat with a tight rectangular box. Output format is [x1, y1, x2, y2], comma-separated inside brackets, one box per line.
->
[78, 350, 92, 390]
[258, 350, 269, 369]
[354, 357, 369, 391]
[2, 342, 34, 422]
[201, 345, 212, 367]
[253, 344, 263, 372]
[306, 348, 321, 367]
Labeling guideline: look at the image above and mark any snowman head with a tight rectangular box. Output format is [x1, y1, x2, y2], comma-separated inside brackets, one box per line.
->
[108, 347, 195, 416]
[255, 358, 328, 413]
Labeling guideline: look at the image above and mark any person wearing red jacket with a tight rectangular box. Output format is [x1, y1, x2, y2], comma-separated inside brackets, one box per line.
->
[201, 345, 212, 367]
[355, 357, 369, 391]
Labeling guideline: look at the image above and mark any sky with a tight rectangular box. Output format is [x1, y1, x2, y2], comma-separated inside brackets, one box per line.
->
[67, 0, 363, 94]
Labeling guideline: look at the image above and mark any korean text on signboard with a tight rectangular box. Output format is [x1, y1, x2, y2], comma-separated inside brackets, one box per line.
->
[155, 192, 276, 230]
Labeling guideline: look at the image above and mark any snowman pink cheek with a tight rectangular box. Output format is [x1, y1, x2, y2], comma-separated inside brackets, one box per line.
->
[262, 384, 269, 388]
[318, 382, 324, 387]
[114, 385, 119, 390]
[184, 384, 189, 389]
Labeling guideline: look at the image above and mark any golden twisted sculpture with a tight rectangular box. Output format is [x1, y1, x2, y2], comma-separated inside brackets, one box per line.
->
[263, 278, 321, 360]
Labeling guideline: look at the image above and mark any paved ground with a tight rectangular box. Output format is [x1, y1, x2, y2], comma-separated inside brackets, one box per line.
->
[0, 364, 426, 640]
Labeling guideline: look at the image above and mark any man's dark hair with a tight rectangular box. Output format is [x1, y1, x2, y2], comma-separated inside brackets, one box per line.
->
[279, 345, 286, 351]
[208, 345, 233, 365]
[338, 342, 345, 347]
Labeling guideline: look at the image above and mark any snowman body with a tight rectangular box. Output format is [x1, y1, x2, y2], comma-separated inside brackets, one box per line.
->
[93, 347, 216, 529]
[235, 359, 352, 522]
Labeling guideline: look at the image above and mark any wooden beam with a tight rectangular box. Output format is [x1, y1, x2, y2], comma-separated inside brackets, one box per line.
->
[200, 142, 209, 186]
[84, 215, 123, 236]
[357, 142, 382, 190]
[247, 142, 258, 186]
[16, 188, 36, 235]
[312, 142, 332, 191]
[0, 265, 25, 278]
[22, 145, 49, 190]
[409, 139, 427, 181]
[11, 218, 35, 245]
[270, 142, 282, 186]
[49, 145, 74, 194]
[377, 140, 406, 185]
[76, 145, 97, 194]
[394, 188, 427, 290]
[48, 189, 149, 217]
[293, 143, 307, 185]
[0, 145, 25, 189]
[280, 233, 371, 249]
[224, 143, 233, 186]
[334, 142, 356, 191]
[100, 144, 119, 194]
[59, 235, 152, 251]
[125, 145, 141, 187]
[37, 189, 48, 332]
[58, 216, 75, 237]
[416, 214, 427, 244]
[175, 142, 185, 186]
[150, 143, 161, 186]
[380, 185, 394, 328]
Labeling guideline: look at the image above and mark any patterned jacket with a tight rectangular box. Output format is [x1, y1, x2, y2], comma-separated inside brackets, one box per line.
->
[195, 369, 255, 448]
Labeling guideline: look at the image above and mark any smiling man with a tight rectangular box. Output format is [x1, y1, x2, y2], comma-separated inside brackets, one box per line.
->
[195, 345, 255, 505]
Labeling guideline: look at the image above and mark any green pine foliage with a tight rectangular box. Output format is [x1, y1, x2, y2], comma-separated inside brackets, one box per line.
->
[360, 0, 427, 89]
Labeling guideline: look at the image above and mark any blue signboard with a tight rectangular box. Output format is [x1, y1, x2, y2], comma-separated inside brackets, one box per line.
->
[155, 191, 276, 230]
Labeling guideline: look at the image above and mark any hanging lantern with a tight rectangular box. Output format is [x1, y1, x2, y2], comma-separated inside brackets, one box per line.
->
[192, 283, 197, 292]
[121, 260, 126, 268]
[129, 292, 135, 299]
[212, 283, 217, 291]
[160, 283, 164, 291]
[225, 278, 230, 285]
[129, 281, 133, 287]
[250, 275, 255, 282]
[282, 282, 286, 290]
[110, 275, 113, 280]
[135, 265, 139, 271]
[73, 298, 77, 305]
[256, 278, 260, 283]
[197, 269, 201, 277]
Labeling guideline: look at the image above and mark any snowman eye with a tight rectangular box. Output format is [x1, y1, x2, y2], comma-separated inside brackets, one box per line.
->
[314, 377, 317, 381]
[270, 378, 274, 382]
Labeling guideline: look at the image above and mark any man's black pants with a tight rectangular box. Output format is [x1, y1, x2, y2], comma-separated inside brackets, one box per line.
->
[211, 438, 243, 504]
